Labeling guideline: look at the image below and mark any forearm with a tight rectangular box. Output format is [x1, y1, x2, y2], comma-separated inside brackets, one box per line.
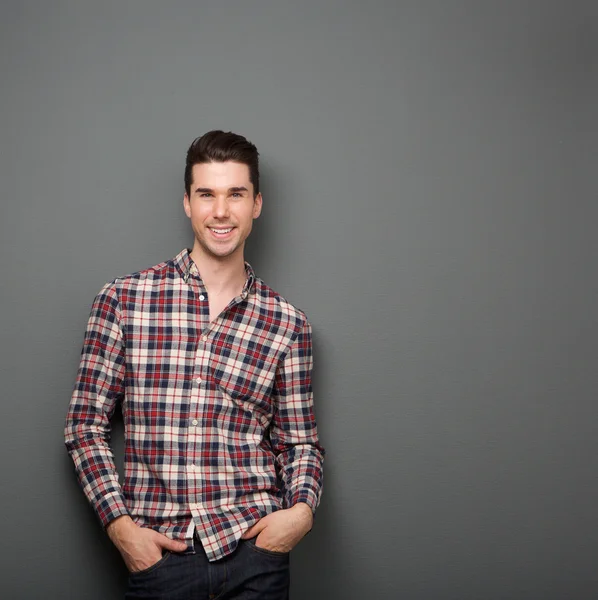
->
[276, 442, 325, 512]
[65, 422, 129, 527]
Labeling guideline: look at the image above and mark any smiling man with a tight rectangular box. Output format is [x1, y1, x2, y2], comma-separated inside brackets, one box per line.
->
[65, 130, 325, 599]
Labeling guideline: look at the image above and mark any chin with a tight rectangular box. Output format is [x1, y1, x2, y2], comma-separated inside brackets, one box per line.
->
[208, 245, 239, 259]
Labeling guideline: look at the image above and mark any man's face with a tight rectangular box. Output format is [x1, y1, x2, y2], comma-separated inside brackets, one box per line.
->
[184, 161, 262, 261]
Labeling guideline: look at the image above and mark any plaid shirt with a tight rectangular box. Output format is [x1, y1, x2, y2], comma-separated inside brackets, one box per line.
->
[65, 249, 324, 561]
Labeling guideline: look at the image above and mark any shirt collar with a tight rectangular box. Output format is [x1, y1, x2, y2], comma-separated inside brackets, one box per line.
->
[174, 248, 256, 296]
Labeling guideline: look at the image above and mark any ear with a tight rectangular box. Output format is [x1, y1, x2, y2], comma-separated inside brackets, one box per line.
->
[183, 193, 191, 218]
[252, 192, 263, 219]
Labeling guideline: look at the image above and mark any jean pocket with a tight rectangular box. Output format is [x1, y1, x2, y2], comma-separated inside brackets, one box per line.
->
[129, 551, 171, 577]
[246, 538, 290, 559]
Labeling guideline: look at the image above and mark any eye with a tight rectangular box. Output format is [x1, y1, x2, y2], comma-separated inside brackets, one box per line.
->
[231, 192, 242, 198]
[199, 193, 213, 198]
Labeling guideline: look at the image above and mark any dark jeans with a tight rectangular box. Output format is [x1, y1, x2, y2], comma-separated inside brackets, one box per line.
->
[125, 538, 290, 600]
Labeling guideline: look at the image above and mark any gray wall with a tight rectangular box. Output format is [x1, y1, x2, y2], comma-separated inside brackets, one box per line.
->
[1, 1, 596, 598]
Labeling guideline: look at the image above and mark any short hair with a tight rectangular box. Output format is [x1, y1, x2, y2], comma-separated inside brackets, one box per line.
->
[185, 130, 260, 197]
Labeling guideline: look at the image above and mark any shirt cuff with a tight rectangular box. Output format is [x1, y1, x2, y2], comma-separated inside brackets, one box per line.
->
[97, 492, 130, 529]
[287, 488, 320, 514]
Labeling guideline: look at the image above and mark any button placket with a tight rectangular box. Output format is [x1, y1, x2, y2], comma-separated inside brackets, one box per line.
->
[187, 309, 209, 498]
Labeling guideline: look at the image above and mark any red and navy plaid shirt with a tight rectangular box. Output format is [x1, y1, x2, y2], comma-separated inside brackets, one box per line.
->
[65, 249, 325, 561]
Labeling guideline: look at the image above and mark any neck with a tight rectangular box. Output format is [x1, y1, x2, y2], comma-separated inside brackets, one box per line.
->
[189, 242, 247, 295]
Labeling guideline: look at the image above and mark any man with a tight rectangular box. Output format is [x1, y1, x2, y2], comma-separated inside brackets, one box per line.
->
[65, 130, 325, 599]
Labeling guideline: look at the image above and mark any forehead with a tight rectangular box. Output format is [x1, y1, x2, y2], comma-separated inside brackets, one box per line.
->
[190, 161, 252, 190]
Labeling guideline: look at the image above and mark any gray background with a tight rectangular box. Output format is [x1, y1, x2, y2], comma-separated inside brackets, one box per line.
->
[1, 1, 596, 598]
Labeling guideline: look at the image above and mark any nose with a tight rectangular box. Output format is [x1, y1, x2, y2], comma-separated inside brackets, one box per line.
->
[213, 196, 230, 219]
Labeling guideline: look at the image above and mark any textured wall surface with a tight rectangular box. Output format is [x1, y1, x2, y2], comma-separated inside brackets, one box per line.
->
[1, 1, 597, 598]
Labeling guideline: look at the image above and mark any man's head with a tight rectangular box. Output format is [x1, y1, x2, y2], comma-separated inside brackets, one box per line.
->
[183, 131, 263, 262]
[184, 130, 260, 198]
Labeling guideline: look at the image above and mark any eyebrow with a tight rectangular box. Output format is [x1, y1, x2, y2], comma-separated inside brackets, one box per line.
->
[195, 186, 249, 194]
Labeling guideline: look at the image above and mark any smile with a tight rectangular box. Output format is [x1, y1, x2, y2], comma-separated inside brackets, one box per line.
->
[208, 227, 235, 237]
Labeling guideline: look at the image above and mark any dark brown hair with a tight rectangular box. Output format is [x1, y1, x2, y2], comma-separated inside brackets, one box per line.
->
[185, 130, 260, 197]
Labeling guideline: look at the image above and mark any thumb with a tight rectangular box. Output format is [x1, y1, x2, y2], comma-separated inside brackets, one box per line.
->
[242, 519, 267, 540]
[159, 535, 188, 552]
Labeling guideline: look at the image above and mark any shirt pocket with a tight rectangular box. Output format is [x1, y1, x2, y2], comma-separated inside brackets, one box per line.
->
[211, 339, 278, 429]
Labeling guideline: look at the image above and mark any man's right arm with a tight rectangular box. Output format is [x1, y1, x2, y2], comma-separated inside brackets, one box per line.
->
[64, 282, 130, 527]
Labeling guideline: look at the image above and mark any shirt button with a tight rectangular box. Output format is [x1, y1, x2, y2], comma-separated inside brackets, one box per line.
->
[191, 419, 198, 426]
[199, 294, 205, 301]
[196, 377, 202, 384]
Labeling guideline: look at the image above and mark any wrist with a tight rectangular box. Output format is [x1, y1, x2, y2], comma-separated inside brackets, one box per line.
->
[291, 501, 313, 514]
[289, 502, 314, 528]
[106, 515, 136, 544]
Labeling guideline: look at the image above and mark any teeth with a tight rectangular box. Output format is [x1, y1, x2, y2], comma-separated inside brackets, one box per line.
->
[211, 228, 232, 234]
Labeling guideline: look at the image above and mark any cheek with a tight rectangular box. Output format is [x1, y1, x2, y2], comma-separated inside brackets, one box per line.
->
[190, 206, 210, 223]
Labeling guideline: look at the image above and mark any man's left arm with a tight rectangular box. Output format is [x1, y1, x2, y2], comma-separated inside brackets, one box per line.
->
[243, 319, 325, 551]
[271, 319, 325, 513]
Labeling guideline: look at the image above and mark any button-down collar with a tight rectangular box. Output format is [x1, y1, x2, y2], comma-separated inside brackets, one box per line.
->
[175, 248, 255, 296]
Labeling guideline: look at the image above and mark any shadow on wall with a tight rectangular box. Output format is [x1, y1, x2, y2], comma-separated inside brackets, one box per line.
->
[63, 411, 131, 597]
[290, 333, 352, 599]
